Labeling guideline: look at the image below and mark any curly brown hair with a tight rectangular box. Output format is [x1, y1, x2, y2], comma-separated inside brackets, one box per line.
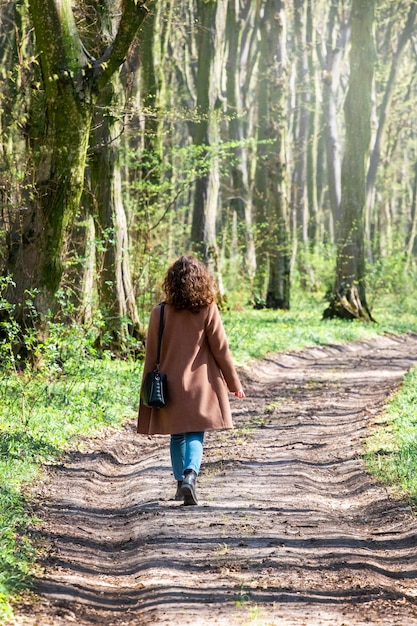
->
[162, 255, 218, 312]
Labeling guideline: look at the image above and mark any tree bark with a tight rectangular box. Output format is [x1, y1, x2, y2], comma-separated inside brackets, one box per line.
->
[0, 1, 32, 273]
[191, 0, 228, 277]
[290, 0, 312, 279]
[225, 0, 258, 281]
[254, 0, 290, 310]
[323, 0, 375, 321]
[90, 76, 141, 350]
[317, 1, 350, 242]
[405, 160, 417, 271]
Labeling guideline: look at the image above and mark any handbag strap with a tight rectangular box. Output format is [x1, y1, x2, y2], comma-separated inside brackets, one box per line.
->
[155, 302, 165, 370]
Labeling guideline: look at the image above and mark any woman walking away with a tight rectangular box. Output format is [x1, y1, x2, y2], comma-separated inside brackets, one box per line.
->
[137, 255, 245, 506]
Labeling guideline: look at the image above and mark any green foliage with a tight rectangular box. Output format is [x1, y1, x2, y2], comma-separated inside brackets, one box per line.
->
[123, 136, 263, 317]
[0, 487, 36, 598]
[291, 243, 338, 294]
[365, 365, 417, 504]
[365, 248, 412, 303]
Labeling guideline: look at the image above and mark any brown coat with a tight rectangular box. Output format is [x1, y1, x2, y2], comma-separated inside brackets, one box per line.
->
[137, 302, 242, 435]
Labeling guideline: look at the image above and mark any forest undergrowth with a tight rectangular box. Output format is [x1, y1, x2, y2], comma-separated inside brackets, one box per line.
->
[1, 290, 417, 621]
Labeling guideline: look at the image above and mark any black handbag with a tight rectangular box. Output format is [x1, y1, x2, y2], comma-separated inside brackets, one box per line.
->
[141, 303, 168, 408]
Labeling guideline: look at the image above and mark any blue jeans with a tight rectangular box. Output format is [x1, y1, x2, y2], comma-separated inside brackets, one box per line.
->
[170, 432, 205, 480]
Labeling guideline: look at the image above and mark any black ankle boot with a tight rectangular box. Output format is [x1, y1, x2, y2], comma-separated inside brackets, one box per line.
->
[180, 469, 198, 505]
[174, 480, 183, 501]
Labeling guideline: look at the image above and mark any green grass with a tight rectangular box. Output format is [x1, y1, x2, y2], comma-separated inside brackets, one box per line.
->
[223, 292, 417, 365]
[1, 290, 417, 619]
[365, 365, 417, 505]
[0, 357, 141, 621]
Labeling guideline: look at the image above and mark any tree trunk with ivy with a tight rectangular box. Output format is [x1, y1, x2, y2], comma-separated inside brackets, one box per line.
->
[2, 0, 151, 330]
[323, 0, 375, 321]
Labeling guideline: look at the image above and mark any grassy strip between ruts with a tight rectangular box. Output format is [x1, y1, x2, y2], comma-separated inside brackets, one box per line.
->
[1, 293, 417, 620]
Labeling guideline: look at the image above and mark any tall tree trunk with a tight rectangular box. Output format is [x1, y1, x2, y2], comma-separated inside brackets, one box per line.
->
[317, 1, 350, 243]
[0, 1, 32, 274]
[5, 0, 93, 322]
[90, 76, 141, 350]
[405, 160, 417, 271]
[324, 0, 375, 321]
[291, 0, 313, 286]
[254, 0, 290, 310]
[191, 0, 228, 277]
[225, 0, 258, 281]
[252, 9, 269, 303]
[265, 0, 290, 309]
[305, 0, 319, 248]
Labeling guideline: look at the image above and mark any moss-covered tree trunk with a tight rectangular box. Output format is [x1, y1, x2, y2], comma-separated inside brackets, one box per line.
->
[3, 0, 151, 327]
[84, 0, 142, 350]
[0, 1, 32, 277]
[4, 0, 91, 322]
[323, 0, 375, 321]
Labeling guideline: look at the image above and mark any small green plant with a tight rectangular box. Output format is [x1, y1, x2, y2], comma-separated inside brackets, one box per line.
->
[234, 582, 251, 607]
[264, 401, 281, 414]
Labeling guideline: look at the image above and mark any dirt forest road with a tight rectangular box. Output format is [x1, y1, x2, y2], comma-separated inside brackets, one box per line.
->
[12, 333, 417, 626]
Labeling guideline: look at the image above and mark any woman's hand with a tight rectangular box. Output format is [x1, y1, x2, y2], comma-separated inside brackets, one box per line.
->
[234, 388, 245, 399]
